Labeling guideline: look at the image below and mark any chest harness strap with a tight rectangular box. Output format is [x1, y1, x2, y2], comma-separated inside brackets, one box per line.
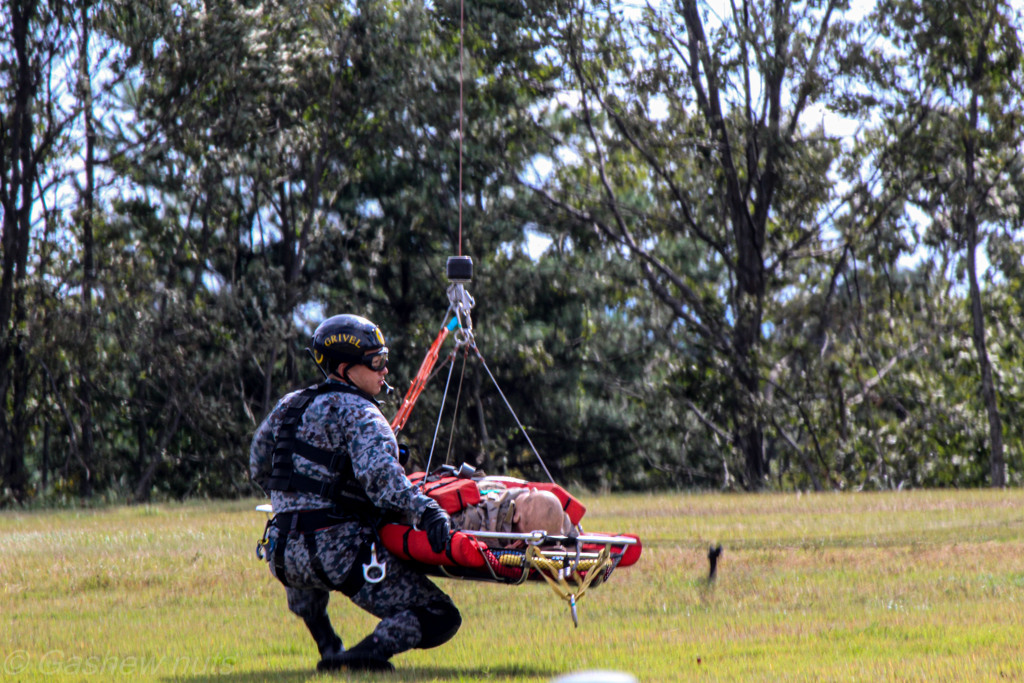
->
[266, 382, 378, 513]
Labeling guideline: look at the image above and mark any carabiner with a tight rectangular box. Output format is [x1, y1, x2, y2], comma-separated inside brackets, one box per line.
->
[256, 518, 274, 560]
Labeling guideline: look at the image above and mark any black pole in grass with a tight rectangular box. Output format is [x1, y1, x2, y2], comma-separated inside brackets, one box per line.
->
[707, 544, 723, 584]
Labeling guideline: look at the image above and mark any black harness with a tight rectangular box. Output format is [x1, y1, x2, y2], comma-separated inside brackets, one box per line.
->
[265, 382, 380, 513]
[265, 381, 383, 593]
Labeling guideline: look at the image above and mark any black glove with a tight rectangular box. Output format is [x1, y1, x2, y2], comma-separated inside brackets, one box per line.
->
[419, 505, 452, 554]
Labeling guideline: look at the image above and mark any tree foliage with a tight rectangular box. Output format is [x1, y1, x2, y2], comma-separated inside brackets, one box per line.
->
[1, 0, 1023, 506]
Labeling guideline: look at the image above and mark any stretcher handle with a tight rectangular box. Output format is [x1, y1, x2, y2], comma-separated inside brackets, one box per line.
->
[458, 530, 638, 546]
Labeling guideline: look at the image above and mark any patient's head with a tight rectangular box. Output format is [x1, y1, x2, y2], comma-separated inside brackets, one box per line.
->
[512, 488, 571, 535]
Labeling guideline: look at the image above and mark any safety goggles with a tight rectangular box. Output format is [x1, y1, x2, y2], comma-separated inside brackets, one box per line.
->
[361, 347, 389, 371]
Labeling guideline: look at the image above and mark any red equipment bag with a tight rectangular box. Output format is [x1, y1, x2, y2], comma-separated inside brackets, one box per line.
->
[407, 472, 481, 514]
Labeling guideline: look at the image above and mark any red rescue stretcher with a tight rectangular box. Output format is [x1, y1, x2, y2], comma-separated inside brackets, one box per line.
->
[377, 469, 642, 625]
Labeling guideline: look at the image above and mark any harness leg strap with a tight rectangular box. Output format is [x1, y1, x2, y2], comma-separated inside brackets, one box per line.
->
[302, 533, 338, 591]
[273, 530, 291, 587]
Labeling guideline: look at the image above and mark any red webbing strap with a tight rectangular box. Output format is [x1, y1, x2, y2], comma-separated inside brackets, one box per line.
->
[390, 325, 451, 433]
[484, 549, 524, 580]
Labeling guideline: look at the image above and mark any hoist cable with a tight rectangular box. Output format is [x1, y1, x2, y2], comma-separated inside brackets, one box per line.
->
[457, 0, 465, 257]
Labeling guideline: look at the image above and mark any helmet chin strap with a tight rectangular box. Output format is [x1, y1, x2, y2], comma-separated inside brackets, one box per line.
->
[328, 362, 357, 388]
[332, 363, 391, 396]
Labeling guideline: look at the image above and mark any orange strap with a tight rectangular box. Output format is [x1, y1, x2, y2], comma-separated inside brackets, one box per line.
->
[390, 323, 451, 433]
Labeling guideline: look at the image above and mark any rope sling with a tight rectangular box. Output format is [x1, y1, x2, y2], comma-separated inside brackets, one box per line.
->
[387, 275, 642, 626]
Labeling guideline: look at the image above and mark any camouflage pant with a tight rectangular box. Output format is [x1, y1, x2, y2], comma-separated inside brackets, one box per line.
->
[265, 521, 459, 656]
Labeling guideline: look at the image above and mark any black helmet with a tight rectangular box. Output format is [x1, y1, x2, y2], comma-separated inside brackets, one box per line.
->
[309, 314, 388, 374]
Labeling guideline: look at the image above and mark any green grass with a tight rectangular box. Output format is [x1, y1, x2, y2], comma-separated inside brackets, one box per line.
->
[3, 489, 1024, 681]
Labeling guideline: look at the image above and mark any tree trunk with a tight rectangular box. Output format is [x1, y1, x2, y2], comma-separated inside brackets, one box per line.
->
[77, 0, 97, 498]
[0, 0, 40, 501]
[680, 0, 771, 488]
[964, 87, 1005, 487]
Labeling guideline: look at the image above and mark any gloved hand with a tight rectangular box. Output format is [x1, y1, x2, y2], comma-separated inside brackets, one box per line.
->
[419, 505, 452, 554]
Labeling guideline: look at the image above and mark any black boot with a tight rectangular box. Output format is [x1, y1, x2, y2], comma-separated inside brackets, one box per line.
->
[317, 634, 394, 672]
[303, 612, 343, 668]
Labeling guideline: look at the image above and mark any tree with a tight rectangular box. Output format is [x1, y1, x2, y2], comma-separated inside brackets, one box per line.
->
[0, 0, 80, 502]
[533, 0, 866, 489]
[873, 0, 1024, 486]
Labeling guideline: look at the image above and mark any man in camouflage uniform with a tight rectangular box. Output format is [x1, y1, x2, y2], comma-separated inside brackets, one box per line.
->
[250, 314, 460, 672]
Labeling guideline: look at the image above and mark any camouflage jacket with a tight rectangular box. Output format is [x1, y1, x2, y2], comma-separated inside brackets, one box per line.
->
[249, 379, 435, 525]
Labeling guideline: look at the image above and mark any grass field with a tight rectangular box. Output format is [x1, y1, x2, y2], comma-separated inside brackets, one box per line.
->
[2, 489, 1024, 682]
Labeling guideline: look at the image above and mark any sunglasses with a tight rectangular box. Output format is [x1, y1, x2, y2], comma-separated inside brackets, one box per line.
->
[361, 347, 389, 371]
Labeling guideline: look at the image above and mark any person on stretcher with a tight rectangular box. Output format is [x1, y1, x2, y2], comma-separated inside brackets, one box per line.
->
[451, 479, 574, 548]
